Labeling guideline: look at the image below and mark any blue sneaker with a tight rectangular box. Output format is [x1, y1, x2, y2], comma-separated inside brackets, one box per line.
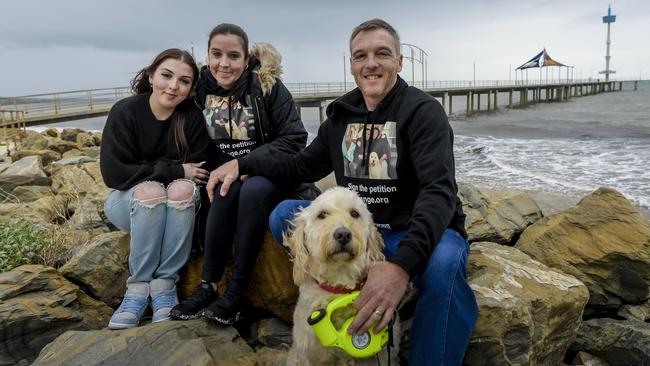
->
[150, 278, 178, 323]
[108, 282, 149, 329]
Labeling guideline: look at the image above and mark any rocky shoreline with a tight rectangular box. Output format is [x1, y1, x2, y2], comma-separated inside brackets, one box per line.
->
[1, 128, 650, 365]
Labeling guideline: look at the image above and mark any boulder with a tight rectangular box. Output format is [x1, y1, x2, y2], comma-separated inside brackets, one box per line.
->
[67, 198, 111, 231]
[60, 128, 83, 143]
[59, 232, 129, 308]
[459, 184, 543, 244]
[0, 175, 51, 194]
[82, 146, 101, 158]
[10, 149, 61, 166]
[50, 162, 109, 202]
[179, 232, 298, 322]
[0, 155, 46, 177]
[255, 318, 293, 348]
[0, 265, 112, 365]
[76, 132, 97, 149]
[42, 128, 59, 138]
[19, 131, 49, 150]
[31, 320, 259, 366]
[516, 187, 650, 310]
[617, 301, 650, 322]
[0, 195, 66, 224]
[464, 242, 589, 365]
[91, 131, 102, 145]
[46, 139, 78, 155]
[569, 318, 650, 366]
[51, 156, 97, 175]
[61, 148, 83, 158]
[11, 185, 54, 202]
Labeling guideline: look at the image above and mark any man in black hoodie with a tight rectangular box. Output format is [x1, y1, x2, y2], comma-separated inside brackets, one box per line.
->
[207, 19, 478, 365]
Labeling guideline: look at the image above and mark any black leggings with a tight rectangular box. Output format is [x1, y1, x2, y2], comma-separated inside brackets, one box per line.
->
[202, 175, 281, 294]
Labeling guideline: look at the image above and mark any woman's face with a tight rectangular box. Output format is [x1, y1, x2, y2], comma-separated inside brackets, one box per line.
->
[148, 58, 194, 112]
[208, 34, 248, 90]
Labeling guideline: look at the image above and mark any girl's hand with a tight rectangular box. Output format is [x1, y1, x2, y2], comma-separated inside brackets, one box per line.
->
[182, 162, 209, 185]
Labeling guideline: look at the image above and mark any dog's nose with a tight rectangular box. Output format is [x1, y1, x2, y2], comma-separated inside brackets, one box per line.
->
[333, 227, 352, 246]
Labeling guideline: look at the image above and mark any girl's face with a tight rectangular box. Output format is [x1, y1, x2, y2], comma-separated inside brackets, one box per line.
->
[148, 58, 194, 113]
[208, 34, 248, 90]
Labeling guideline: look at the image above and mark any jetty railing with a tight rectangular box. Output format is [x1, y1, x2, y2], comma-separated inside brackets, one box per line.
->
[0, 78, 641, 126]
[0, 87, 131, 126]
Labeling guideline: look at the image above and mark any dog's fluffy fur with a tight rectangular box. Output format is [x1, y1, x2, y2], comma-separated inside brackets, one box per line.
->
[285, 187, 399, 365]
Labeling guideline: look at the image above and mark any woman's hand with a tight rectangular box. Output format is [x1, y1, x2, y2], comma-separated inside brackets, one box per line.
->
[182, 162, 209, 185]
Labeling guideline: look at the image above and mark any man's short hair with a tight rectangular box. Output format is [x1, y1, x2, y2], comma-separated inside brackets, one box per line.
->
[349, 18, 401, 54]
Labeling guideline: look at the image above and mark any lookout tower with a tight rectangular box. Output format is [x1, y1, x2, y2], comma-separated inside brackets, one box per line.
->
[600, 4, 616, 81]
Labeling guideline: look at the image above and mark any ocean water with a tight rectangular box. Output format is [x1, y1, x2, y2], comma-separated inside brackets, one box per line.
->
[450, 81, 649, 212]
[38, 81, 649, 212]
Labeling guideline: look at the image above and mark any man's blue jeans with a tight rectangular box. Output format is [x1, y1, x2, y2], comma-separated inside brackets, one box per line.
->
[269, 199, 478, 366]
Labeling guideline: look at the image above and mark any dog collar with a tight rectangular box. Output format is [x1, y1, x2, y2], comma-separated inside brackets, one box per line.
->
[317, 281, 364, 294]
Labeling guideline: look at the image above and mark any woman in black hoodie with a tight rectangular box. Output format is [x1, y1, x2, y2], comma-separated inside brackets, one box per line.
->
[170, 23, 312, 325]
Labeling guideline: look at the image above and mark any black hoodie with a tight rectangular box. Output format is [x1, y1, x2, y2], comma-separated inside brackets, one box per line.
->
[239, 76, 466, 277]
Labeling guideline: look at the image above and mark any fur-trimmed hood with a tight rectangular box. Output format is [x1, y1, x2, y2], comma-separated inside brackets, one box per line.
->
[250, 42, 283, 95]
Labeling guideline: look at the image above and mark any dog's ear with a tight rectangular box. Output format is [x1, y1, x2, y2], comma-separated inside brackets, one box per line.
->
[284, 217, 310, 286]
[367, 225, 385, 262]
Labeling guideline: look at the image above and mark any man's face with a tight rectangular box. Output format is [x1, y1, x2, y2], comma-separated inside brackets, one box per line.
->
[350, 29, 403, 111]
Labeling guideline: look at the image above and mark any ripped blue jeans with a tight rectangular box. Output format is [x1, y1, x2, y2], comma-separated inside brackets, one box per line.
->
[104, 179, 199, 284]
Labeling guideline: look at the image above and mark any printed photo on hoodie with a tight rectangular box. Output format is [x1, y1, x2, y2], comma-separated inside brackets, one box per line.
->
[342, 122, 398, 180]
[203, 95, 253, 141]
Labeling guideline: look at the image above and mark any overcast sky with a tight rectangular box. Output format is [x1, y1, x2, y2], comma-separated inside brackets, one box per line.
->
[1, 0, 648, 96]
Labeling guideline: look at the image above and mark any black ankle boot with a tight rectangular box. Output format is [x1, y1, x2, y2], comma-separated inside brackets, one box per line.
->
[169, 281, 218, 320]
[203, 287, 244, 326]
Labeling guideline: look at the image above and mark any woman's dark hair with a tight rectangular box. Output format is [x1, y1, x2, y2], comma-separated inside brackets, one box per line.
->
[130, 48, 199, 162]
[208, 23, 249, 59]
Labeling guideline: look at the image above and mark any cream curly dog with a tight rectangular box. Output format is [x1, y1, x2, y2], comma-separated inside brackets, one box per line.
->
[284, 187, 399, 365]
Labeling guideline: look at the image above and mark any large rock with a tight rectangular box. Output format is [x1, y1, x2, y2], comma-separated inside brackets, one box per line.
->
[82, 146, 101, 158]
[31, 320, 259, 366]
[10, 185, 54, 202]
[46, 139, 78, 155]
[179, 232, 298, 322]
[0, 195, 66, 224]
[11, 149, 61, 166]
[0, 265, 112, 366]
[50, 162, 109, 202]
[516, 187, 650, 310]
[0, 175, 51, 193]
[569, 318, 650, 365]
[67, 198, 111, 230]
[76, 131, 97, 149]
[0, 155, 46, 178]
[255, 318, 293, 348]
[459, 184, 543, 244]
[18, 131, 49, 150]
[464, 242, 589, 365]
[59, 232, 130, 308]
[60, 128, 83, 143]
[52, 156, 97, 173]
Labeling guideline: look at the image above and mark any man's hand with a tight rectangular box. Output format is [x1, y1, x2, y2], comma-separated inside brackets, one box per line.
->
[348, 261, 409, 335]
[182, 162, 209, 185]
[206, 159, 239, 202]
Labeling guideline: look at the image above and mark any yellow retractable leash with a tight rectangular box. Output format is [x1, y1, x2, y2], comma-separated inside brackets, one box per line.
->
[308, 291, 390, 358]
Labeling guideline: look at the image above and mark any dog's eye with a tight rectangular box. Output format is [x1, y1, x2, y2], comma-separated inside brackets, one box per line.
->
[350, 209, 360, 218]
[317, 211, 328, 219]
